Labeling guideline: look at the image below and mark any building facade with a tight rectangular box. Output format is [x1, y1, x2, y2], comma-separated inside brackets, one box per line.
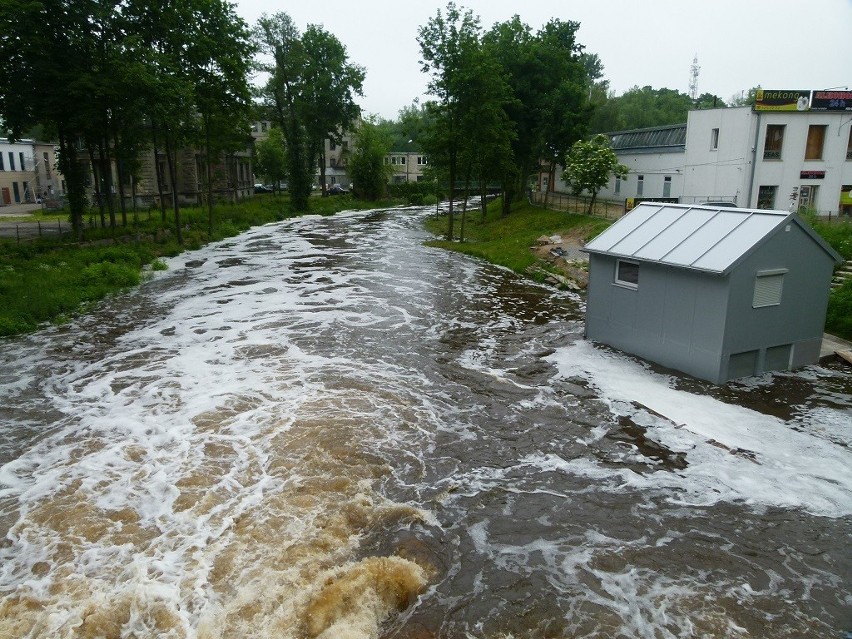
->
[80, 143, 253, 210]
[250, 120, 428, 189]
[385, 149, 428, 184]
[0, 138, 64, 206]
[549, 90, 852, 216]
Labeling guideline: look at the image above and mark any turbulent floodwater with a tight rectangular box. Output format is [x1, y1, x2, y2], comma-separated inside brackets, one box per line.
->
[1, 207, 851, 639]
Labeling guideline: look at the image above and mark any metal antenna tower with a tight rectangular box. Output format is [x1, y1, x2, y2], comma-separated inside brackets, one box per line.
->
[689, 54, 700, 101]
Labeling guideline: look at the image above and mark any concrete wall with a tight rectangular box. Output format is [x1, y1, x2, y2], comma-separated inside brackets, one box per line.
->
[682, 107, 754, 205]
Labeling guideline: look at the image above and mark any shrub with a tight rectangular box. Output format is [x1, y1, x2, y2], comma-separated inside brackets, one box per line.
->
[826, 281, 852, 341]
[81, 261, 140, 287]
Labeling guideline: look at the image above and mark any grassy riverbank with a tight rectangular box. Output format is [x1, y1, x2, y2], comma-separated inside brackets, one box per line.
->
[426, 199, 852, 341]
[0, 193, 399, 337]
[424, 198, 609, 277]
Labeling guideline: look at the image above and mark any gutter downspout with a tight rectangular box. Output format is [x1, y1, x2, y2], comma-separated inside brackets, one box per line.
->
[746, 110, 760, 207]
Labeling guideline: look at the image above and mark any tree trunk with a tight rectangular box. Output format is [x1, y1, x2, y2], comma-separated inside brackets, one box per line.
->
[164, 131, 183, 245]
[113, 132, 128, 227]
[205, 112, 214, 237]
[588, 190, 597, 215]
[57, 127, 86, 241]
[459, 163, 472, 243]
[97, 137, 116, 230]
[87, 146, 106, 228]
[318, 144, 327, 196]
[151, 124, 168, 224]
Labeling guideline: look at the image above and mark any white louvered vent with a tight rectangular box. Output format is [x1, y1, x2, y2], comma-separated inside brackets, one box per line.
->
[753, 273, 784, 308]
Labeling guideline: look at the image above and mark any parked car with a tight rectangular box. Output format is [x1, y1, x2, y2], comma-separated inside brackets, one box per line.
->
[327, 184, 348, 195]
[254, 184, 273, 194]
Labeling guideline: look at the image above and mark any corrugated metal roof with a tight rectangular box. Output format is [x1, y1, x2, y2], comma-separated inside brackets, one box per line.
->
[583, 202, 841, 275]
[608, 125, 686, 151]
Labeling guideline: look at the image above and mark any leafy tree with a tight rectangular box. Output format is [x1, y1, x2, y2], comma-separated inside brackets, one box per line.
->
[694, 92, 726, 109]
[0, 0, 101, 238]
[482, 16, 592, 215]
[347, 119, 392, 200]
[590, 86, 693, 133]
[730, 86, 761, 107]
[376, 100, 435, 150]
[185, 0, 255, 235]
[419, 2, 497, 239]
[562, 134, 628, 214]
[299, 25, 364, 196]
[254, 127, 288, 191]
[254, 13, 313, 210]
[254, 13, 364, 208]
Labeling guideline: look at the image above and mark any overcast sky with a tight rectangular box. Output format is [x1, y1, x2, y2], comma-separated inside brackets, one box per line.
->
[234, 0, 852, 121]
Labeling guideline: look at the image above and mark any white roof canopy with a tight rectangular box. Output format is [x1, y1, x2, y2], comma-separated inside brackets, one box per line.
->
[583, 203, 841, 275]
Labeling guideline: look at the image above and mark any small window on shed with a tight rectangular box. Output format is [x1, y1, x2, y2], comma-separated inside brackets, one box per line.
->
[615, 260, 639, 288]
[752, 270, 787, 308]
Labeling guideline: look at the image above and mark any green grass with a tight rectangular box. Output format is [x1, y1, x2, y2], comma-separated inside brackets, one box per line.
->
[424, 198, 610, 276]
[813, 218, 852, 260]
[0, 192, 403, 337]
[826, 281, 852, 341]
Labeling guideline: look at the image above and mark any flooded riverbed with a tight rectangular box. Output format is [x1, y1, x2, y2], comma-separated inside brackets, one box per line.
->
[1, 207, 850, 638]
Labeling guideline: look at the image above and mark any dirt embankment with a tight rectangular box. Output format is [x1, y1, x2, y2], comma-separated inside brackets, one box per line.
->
[527, 227, 591, 290]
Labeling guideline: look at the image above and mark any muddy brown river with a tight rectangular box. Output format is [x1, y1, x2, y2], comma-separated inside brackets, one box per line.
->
[1, 207, 850, 638]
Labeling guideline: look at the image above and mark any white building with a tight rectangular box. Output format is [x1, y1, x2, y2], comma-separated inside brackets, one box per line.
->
[554, 89, 852, 217]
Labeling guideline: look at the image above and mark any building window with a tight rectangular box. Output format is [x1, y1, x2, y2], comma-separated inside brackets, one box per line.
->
[329, 140, 337, 151]
[43, 152, 51, 178]
[19, 152, 25, 170]
[330, 157, 336, 168]
[8, 152, 15, 171]
[663, 176, 672, 198]
[0, 153, 4, 170]
[847, 128, 852, 160]
[614, 176, 621, 194]
[805, 125, 827, 160]
[710, 128, 719, 150]
[757, 185, 777, 209]
[753, 270, 786, 308]
[260, 122, 267, 132]
[763, 124, 785, 160]
[417, 156, 428, 165]
[615, 260, 639, 288]
[636, 175, 644, 196]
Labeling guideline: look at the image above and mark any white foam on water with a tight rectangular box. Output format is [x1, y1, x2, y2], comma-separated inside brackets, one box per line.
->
[0, 213, 442, 639]
[545, 340, 852, 518]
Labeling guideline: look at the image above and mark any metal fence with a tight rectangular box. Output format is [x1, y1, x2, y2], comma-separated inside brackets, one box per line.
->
[531, 191, 626, 219]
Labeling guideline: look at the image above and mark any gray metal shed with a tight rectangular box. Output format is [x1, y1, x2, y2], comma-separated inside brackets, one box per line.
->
[582, 202, 843, 383]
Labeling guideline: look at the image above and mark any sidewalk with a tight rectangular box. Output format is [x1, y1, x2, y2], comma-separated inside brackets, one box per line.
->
[820, 332, 852, 364]
[0, 202, 42, 217]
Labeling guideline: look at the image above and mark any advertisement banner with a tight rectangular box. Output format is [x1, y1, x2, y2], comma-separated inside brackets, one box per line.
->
[811, 90, 852, 111]
[754, 89, 811, 111]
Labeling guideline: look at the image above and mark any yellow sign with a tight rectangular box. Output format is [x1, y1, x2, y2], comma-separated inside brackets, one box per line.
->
[755, 89, 811, 111]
